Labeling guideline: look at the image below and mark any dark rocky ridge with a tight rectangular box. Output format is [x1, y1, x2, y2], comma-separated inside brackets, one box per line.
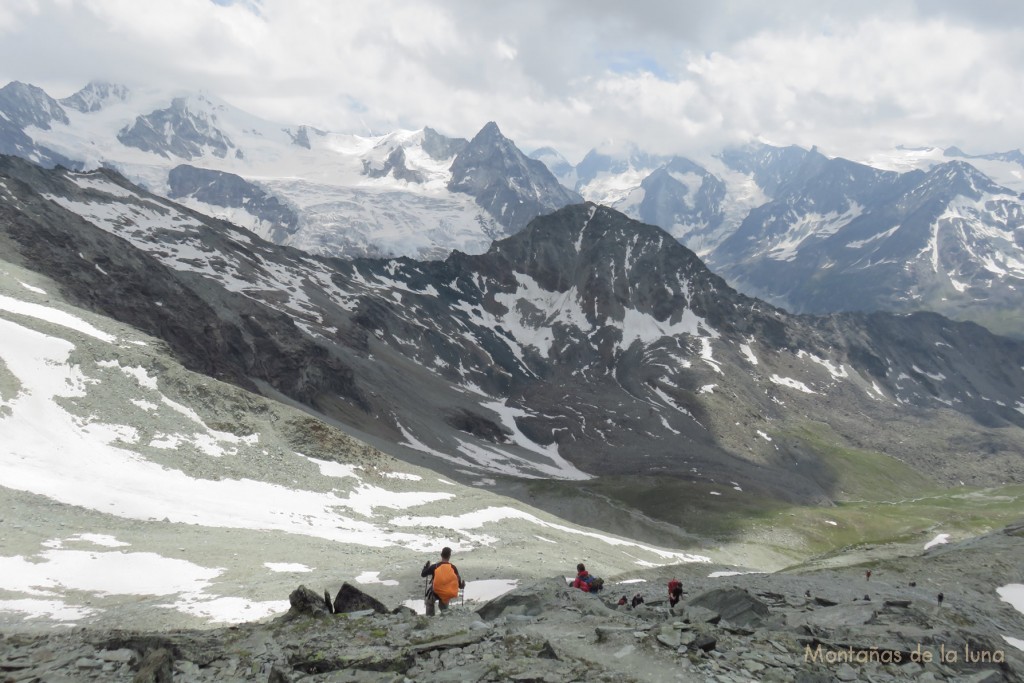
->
[0, 158, 369, 414]
[167, 164, 300, 242]
[1, 155, 1023, 509]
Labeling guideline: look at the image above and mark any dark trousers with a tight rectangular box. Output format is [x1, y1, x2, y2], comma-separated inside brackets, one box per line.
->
[424, 591, 449, 616]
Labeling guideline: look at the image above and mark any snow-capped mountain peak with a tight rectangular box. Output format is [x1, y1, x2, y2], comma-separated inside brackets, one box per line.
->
[60, 80, 131, 113]
[0, 81, 69, 130]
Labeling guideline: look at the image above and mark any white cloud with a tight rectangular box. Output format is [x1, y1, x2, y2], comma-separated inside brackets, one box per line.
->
[0, 1, 1021, 162]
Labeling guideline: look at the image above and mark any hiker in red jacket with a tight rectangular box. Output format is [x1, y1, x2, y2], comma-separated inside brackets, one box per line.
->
[572, 563, 593, 592]
[668, 579, 683, 607]
[421, 546, 465, 616]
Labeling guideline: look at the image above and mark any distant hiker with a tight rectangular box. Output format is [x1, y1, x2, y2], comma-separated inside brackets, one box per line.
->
[804, 589, 811, 598]
[421, 547, 465, 616]
[937, 592, 944, 606]
[571, 563, 603, 592]
[865, 569, 872, 581]
[668, 579, 683, 607]
[617, 596, 628, 606]
[631, 593, 644, 608]
[864, 594, 871, 601]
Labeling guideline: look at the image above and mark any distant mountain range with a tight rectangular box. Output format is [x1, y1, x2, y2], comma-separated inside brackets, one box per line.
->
[0, 80, 578, 261]
[532, 141, 1024, 339]
[2, 79, 1023, 339]
[2, 155, 1022, 507]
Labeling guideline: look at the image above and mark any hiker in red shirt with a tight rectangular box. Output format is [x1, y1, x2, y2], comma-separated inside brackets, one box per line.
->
[668, 579, 683, 607]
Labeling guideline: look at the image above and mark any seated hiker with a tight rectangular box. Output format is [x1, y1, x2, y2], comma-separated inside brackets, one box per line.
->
[631, 593, 644, 608]
[617, 595, 628, 606]
[571, 563, 603, 592]
[668, 578, 683, 607]
[421, 546, 465, 616]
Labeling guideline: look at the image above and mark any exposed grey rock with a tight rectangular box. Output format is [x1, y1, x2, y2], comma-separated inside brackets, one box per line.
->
[332, 582, 389, 615]
[883, 599, 911, 608]
[132, 648, 173, 683]
[117, 97, 235, 160]
[166, 164, 300, 241]
[2, 154, 1024, 527]
[691, 634, 717, 652]
[0, 81, 69, 129]
[682, 605, 721, 624]
[286, 585, 332, 619]
[688, 588, 770, 627]
[711, 143, 1024, 339]
[448, 121, 582, 233]
[60, 81, 130, 113]
[363, 146, 424, 183]
[421, 127, 466, 161]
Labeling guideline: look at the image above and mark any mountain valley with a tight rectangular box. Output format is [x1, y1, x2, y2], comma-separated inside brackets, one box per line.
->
[0, 77, 1023, 682]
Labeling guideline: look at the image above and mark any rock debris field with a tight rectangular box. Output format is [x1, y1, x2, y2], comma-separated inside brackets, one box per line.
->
[3, 523, 1024, 682]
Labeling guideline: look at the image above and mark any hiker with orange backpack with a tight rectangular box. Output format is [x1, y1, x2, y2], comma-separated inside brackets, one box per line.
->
[421, 546, 466, 615]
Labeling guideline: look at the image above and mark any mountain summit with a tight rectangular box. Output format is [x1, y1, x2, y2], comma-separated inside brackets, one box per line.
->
[448, 121, 582, 232]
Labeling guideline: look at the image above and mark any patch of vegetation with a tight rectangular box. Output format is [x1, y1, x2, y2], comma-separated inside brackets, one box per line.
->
[753, 483, 1024, 559]
[777, 422, 939, 502]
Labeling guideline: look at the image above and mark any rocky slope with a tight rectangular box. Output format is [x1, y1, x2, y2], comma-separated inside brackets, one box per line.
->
[0, 252, 714, 635]
[2, 524, 1022, 682]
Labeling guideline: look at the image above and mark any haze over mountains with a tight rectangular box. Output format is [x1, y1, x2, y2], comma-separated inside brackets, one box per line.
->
[2, 76, 1024, 674]
[2, 79, 1023, 340]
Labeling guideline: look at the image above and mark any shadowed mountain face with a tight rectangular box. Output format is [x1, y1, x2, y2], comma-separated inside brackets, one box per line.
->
[540, 140, 1024, 339]
[448, 122, 583, 233]
[708, 151, 1024, 338]
[1, 155, 1023, 506]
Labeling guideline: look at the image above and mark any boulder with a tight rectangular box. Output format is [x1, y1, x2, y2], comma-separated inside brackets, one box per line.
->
[286, 585, 333, 619]
[691, 634, 717, 652]
[476, 576, 566, 621]
[688, 588, 770, 628]
[681, 605, 720, 625]
[132, 648, 173, 683]
[332, 582, 389, 615]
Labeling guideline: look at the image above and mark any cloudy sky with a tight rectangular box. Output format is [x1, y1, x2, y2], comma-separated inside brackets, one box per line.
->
[1, 0, 1021, 162]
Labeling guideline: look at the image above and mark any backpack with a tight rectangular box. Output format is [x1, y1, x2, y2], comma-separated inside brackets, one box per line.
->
[586, 576, 604, 593]
[432, 562, 460, 603]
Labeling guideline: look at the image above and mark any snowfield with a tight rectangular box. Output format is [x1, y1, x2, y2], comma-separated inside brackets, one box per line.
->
[0, 261, 713, 629]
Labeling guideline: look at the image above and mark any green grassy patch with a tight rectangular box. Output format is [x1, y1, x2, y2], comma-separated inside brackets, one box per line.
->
[777, 422, 939, 502]
[517, 421, 1023, 567]
[745, 484, 1024, 560]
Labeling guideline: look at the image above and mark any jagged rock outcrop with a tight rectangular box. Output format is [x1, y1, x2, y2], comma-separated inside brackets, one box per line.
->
[331, 582, 389, 615]
[285, 586, 333, 620]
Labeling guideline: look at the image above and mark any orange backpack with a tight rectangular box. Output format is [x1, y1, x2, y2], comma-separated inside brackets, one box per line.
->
[432, 562, 460, 603]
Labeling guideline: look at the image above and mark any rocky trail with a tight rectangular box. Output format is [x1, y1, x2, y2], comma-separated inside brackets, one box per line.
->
[3, 523, 1023, 683]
